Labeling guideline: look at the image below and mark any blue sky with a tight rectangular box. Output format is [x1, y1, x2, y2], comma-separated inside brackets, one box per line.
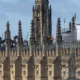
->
[0, 0, 80, 40]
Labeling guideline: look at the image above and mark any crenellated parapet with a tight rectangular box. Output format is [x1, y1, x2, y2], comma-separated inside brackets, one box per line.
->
[1, 45, 80, 58]
[0, 47, 56, 58]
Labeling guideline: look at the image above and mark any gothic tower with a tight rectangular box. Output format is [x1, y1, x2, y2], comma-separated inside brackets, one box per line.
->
[30, 0, 52, 46]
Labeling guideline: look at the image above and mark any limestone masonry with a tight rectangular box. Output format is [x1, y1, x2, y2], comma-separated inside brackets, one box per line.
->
[0, 0, 79, 80]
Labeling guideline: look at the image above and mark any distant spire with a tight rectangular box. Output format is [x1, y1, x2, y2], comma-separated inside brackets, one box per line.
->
[56, 18, 62, 44]
[49, 5, 52, 17]
[50, 5, 52, 12]
[69, 22, 71, 31]
[26, 32, 29, 41]
[5, 22, 11, 40]
[30, 20, 33, 45]
[64, 18, 66, 31]
[71, 16, 75, 30]
[74, 12, 76, 20]
[64, 18, 66, 24]
[47, 0, 49, 4]
[6, 22, 10, 31]
[5, 22, 11, 51]
[30, 20, 34, 38]
[48, 5, 52, 37]
[2, 32, 3, 40]
[33, 5, 35, 12]
[18, 20, 23, 46]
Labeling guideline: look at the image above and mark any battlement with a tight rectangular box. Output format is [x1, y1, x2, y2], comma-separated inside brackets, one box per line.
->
[0, 48, 56, 58]
[0, 43, 80, 58]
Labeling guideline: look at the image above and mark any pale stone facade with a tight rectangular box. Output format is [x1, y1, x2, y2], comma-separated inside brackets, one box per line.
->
[0, 45, 80, 80]
[0, 0, 79, 80]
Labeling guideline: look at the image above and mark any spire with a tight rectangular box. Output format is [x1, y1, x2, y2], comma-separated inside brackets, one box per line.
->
[6, 22, 10, 31]
[71, 16, 75, 30]
[30, 20, 35, 45]
[18, 20, 23, 46]
[56, 18, 62, 44]
[49, 5, 52, 17]
[33, 5, 35, 12]
[5, 22, 11, 41]
[74, 12, 76, 20]
[69, 22, 71, 31]
[48, 5, 52, 37]
[5, 22, 11, 56]
[50, 5, 52, 12]
[30, 20, 33, 37]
